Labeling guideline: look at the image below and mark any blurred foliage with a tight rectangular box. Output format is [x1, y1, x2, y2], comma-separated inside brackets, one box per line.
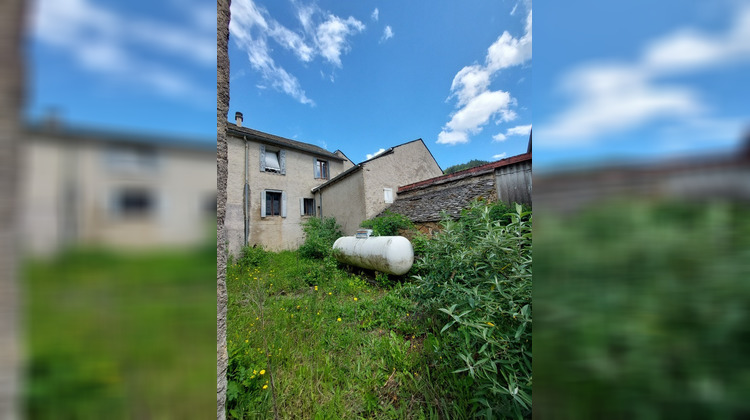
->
[534, 199, 750, 419]
[409, 200, 533, 418]
[360, 211, 415, 237]
[298, 217, 343, 260]
[443, 159, 491, 175]
[24, 247, 216, 419]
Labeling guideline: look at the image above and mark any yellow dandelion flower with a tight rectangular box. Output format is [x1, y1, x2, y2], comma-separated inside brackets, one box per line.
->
[245, 339, 249, 343]
[353, 297, 358, 301]
[337, 317, 342, 322]
[253, 370, 257, 374]
[328, 292, 332, 295]
[260, 369, 266, 375]
[487, 322, 495, 326]
[314, 286, 318, 291]
[263, 385, 268, 390]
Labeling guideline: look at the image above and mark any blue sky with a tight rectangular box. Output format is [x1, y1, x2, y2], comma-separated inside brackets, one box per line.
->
[25, 0, 215, 140]
[228, 0, 532, 168]
[534, 0, 750, 170]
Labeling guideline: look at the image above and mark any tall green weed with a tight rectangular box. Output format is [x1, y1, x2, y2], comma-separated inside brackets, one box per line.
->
[410, 201, 532, 418]
[298, 217, 343, 260]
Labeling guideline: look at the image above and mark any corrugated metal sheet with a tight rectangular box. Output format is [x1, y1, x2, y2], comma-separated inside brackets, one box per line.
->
[495, 160, 532, 205]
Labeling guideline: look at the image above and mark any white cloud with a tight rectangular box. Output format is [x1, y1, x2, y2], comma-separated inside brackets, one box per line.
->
[438, 10, 531, 145]
[380, 25, 394, 43]
[493, 152, 507, 159]
[30, 0, 214, 103]
[229, 0, 365, 104]
[506, 124, 532, 136]
[486, 11, 531, 72]
[366, 148, 386, 160]
[539, 4, 750, 147]
[493, 124, 531, 142]
[510, 3, 518, 15]
[316, 15, 365, 67]
[445, 91, 514, 134]
[371, 8, 379, 21]
[449, 65, 491, 106]
[437, 131, 469, 145]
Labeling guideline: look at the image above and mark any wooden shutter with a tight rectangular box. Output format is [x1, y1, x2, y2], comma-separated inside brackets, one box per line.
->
[260, 191, 266, 217]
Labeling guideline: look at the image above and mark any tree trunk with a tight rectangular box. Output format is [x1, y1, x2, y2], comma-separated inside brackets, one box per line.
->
[217, 0, 231, 419]
[0, 0, 24, 418]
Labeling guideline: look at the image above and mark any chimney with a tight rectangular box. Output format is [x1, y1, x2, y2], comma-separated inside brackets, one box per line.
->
[235, 111, 243, 127]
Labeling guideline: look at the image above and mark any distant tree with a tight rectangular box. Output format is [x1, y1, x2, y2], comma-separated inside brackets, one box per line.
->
[443, 159, 491, 175]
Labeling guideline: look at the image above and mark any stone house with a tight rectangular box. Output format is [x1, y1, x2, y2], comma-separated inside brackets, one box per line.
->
[22, 121, 217, 256]
[225, 114, 444, 254]
[312, 139, 444, 235]
[225, 114, 354, 254]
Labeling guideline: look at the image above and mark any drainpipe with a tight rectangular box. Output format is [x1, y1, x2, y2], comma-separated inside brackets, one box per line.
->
[244, 137, 249, 245]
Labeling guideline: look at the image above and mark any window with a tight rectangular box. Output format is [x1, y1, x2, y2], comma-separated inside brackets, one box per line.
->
[266, 192, 281, 216]
[114, 188, 154, 217]
[384, 188, 393, 204]
[301, 198, 315, 216]
[261, 190, 286, 218]
[260, 145, 286, 174]
[314, 159, 329, 179]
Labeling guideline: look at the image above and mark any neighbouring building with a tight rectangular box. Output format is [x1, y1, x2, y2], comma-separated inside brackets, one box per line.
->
[312, 139, 443, 235]
[22, 121, 217, 256]
[380, 151, 532, 233]
[225, 113, 354, 254]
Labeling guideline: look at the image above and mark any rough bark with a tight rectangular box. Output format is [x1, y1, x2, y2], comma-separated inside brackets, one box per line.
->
[217, 0, 231, 418]
[0, 0, 23, 418]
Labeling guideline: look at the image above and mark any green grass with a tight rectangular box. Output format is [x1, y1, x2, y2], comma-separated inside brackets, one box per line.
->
[24, 247, 216, 419]
[226, 251, 477, 419]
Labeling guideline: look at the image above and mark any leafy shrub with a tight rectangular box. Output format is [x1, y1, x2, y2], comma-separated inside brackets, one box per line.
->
[237, 245, 268, 269]
[299, 217, 343, 260]
[410, 201, 532, 418]
[360, 210, 414, 236]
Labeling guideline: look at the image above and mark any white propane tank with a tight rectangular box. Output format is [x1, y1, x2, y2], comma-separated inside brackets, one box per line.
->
[332, 235, 414, 275]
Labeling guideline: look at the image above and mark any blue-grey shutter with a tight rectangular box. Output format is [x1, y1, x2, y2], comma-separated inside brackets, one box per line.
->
[299, 198, 305, 216]
[313, 158, 319, 178]
[259, 145, 266, 172]
[312, 198, 316, 216]
[260, 191, 267, 217]
[280, 150, 286, 175]
[281, 191, 287, 217]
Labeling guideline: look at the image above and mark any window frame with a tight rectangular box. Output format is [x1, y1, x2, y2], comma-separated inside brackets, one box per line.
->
[261, 189, 286, 218]
[260, 145, 286, 175]
[300, 197, 316, 216]
[314, 159, 329, 180]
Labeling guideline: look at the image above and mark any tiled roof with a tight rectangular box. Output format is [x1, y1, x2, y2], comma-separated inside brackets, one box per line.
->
[227, 123, 343, 160]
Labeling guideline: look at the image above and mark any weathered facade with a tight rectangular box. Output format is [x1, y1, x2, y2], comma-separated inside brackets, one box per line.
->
[312, 139, 443, 235]
[21, 123, 216, 255]
[225, 120, 352, 253]
[382, 153, 532, 227]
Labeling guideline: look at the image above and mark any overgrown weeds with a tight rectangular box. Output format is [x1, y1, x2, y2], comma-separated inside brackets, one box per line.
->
[409, 200, 532, 418]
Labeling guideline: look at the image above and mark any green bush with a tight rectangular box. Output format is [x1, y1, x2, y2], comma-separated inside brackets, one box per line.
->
[299, 217, 343, 260]
[360, 210, 414, 236]
[410, 201, 532, 418]
[237, 245, 268, 269]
